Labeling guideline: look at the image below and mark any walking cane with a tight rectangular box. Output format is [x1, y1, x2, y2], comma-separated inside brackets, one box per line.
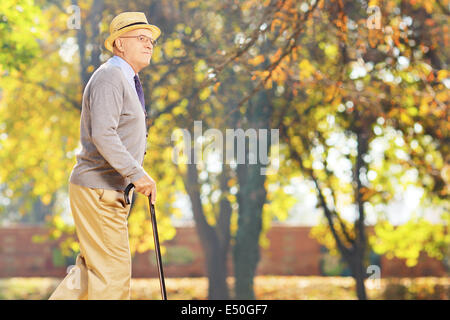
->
[124, 183, 168, 300]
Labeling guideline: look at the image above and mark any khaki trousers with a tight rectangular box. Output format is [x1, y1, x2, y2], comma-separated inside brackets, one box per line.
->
[49, 182, 133, 300]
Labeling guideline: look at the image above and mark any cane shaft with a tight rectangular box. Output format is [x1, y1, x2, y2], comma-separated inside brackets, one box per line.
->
[148, 197, 167, 300]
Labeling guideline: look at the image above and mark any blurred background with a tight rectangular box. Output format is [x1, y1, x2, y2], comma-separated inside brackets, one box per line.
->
[0, 0, 448, 300]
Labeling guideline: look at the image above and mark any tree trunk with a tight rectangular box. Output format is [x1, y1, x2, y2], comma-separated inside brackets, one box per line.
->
[74, 0, 104, 89]
[233, 164, 266, 299]
[205, 163, 232, 299]
[205, 236, 230, 300]
[233, 90, 271, 299]
[348, 252, 368, 300]
[184, 160, 231, 300]
[352, 128, 369, 300]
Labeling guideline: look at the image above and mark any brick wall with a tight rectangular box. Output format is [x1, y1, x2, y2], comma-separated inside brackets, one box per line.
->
[0, 225, 447, 278]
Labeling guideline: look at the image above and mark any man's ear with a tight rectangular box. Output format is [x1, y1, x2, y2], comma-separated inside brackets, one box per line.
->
[114, 38, 125, 53]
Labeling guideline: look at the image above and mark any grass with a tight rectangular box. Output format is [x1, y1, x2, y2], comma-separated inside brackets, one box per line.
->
[0, 276, 448, 300]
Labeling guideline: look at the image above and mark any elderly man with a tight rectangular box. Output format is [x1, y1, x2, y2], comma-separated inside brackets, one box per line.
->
[49, 12, 160, 300]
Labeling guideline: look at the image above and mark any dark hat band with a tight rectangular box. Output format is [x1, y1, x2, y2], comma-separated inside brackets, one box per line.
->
[117, 21, 148, 31]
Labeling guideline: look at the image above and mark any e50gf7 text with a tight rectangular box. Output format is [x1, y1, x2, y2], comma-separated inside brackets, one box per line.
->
[226, 304, 267, 315]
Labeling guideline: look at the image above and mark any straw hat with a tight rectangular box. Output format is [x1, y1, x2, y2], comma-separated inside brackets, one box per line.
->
[104, 12, 161, 52]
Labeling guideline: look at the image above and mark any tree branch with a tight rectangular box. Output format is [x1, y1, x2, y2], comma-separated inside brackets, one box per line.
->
[279, 121, 352, 258]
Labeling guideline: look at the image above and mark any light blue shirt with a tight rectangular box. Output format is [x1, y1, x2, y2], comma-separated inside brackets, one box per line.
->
[107, 55, 137, 91]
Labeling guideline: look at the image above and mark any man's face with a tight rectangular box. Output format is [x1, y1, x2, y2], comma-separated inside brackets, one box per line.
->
[116, 28, 155, 72]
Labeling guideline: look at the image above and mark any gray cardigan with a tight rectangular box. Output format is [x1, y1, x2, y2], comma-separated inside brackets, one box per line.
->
[69, 62, 147, 191]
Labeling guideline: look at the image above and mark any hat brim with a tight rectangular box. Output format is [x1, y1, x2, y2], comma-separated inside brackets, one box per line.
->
[104, 24, 161, 52]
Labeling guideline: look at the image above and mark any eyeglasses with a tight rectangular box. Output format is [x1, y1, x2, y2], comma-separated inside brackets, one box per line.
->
[120, 35, 157, 46]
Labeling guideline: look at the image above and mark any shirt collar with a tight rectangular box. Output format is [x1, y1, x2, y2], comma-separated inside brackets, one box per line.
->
[108, 55, 137, 89]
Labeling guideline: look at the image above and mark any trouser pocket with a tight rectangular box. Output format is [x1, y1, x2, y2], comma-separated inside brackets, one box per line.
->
[94, 188, 128, 210]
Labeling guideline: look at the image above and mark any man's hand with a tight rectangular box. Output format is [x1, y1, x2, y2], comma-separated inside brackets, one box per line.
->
[132, 172, 156, 204]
